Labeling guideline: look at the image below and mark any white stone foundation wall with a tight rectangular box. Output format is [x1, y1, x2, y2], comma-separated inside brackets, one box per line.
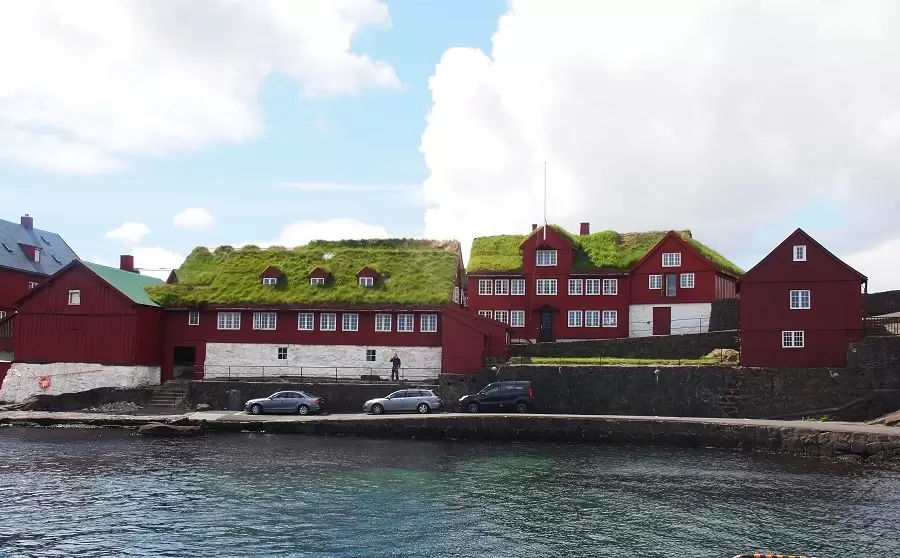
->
[203, 343, 442, 380]
[628, 303, 712, 337]
[0, 362, 160, 403]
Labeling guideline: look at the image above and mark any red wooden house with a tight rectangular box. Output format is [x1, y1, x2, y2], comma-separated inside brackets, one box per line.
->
[738, 229, 867, 367]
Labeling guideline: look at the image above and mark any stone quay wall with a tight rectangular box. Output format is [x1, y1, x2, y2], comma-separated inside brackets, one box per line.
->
[509, 331, 738, 360]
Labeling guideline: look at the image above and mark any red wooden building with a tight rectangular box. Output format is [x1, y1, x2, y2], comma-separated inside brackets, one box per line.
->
[466, 223, 741, 342]
[738, 229, 867, 367]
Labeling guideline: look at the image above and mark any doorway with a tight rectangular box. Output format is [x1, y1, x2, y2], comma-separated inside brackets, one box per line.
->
[173, 346, 197, 379]
[539, 311, 554, 342]
[652, 307, 671, 336]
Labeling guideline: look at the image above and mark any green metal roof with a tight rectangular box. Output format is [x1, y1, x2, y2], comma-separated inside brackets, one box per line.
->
[84, 262, 164, 307]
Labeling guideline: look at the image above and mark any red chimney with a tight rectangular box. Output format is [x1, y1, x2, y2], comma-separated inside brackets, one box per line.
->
[580, 222, 590, 235]
[120, 255, 135, 272]
[531, 223, 538, 231]
[21, 214, 33, 230]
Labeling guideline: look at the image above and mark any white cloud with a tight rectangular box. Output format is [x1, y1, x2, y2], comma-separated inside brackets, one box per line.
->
[104, 221, 151, 244]
[421, 0, 900, 266]
[263, 218, 389, 247]
[132, 246, 185, 276]
[0, 0, 400, 174]
[173, 208, 216, 231]
[845, 237, 900, 293]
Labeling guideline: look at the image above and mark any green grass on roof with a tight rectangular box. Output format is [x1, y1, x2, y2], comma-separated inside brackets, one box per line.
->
[688, 239, 744, 277]
[467, 235, 528, 272]
[147, 240, 461, 306]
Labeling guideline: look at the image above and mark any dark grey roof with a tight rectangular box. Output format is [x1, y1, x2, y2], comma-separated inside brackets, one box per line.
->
[0, 218, 78, 276]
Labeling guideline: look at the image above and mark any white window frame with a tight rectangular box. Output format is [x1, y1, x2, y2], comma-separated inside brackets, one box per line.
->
[298, 313, 314, 331]
[568, 278, 583, 295]
[478, 310, 493, 319]
[397, 313, 414, 332]
[452, 286, 460, 303]
[493, 310, 510, 324]
[261, 277, 277, 285]
[375, 313, 392, 332]
[67, 289, 81, 306]
[359, 276, 374, 287]
[188, 310, 200, 326]
[342, 313, 359, 332]
[0, 311, 6, 320]
[536, 249, 558, 266]
[789, 289, 811, 310]
[567, 310, 583, 328]
[662, 252, 681, 267]
[782, 330, 805, 348]
[310, 277, 325, 286]
[510, 310, 525, 328]
[793, 245, 807, 262]
[253, 312, 277, 330]
[277, 347, 288, 360]
[510, 279, 525, 296]
[602, 278, 618, 295]
[585, 310, 601, 327]
[494, 279, 510, 295]
[217, 311, 241, 330]
[478, 279, 493, 296]
[28, 281, 39, 290]
[320, 313, 337, 331]
[34, 249, 40, 263]
[420, 313, 438, 332]
[649, 275, 663, 289]
[536, 279, 557, 295]
[680, 273, 695, 289]
[602, 310, 618, 327]
[585, 278, 601, 295]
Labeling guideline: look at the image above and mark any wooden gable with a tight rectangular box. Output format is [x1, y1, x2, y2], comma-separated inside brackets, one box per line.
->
[739, 228, 867, 286]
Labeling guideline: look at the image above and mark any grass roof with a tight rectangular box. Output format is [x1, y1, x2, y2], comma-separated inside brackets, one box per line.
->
[147, 240, 461, 307]
[467, 227, 743, 276]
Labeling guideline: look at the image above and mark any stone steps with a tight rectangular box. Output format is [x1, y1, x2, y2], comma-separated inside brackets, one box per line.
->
[144, 382, 188, 408]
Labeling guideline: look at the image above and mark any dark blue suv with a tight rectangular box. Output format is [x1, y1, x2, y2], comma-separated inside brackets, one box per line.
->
[458, 381, 534, 413]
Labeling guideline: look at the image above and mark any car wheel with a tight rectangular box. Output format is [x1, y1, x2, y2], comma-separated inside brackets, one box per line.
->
[466, 402, 479, 414]
[297, 404, 310, 415]
[515, 402, 529, 413]
[371, 403, 384, 415]
[249, 404, 263, 415]
[417, 403, 430, 414]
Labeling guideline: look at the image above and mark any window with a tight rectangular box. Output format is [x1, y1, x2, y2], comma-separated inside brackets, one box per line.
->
[375, 313, 392, 332]
[277, 347, 288, 360]
[494, 279, 509, 295]
[494, 310, 509, 324]
[662, 252, 681, 267]
[536, 279, 557, 295]
[188, 311, 199, 326]
[568, 310, 583, 327]
[52, 255, 62, 264]
[790, 289, 811, 309]
[366, 349, 376, 362]
[40, 235, 51, 245]
[602, 279, 618, 295]
[585, 310, 600, 327]
[478, 279, 493, 296]
[585, 279, 601, 295]
[1, 243, 11, 253]
[510, 310, 525, 327]
[511, 279, 525, 295]
[261, 277, 277, 285]
[793, 245, 807, 261]
[253, 312, 277, 330]
[320, 313, 337, 331]
[342, 313, 359, 331]
[567, 278, 582, 295]
[782, 330, 805, 348]
[536, 249, 557, 266]
[33, 249, 40, 263]
[665, 274, 677, 297]
[452, 286, 460, 303]
[310, 277, 325, 286]
[680, 273, 695, 289]
[602, 310, 618, 327]
[68, 290, 81, 306]
[649, 275, 663, 289]
[359, 276, 374, 287]
[28, 281, 39, 290]
[217, 311, 240, 330]
[397, 314, 414, 332]
[0, 311, 6, 320]
[420, 314, 438, 332]
[298, 313, 314, 331]
[478, 310, 493, 319]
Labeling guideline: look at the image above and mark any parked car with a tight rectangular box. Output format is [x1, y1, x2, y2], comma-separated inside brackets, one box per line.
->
[458, 381, 534, 413]
[363, 389, 443, 415]
[244, 391, 324, 415]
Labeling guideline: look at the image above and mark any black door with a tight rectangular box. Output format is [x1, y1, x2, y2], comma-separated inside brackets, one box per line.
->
[173, 346, 196, 379]
[539, 311, 554, 342]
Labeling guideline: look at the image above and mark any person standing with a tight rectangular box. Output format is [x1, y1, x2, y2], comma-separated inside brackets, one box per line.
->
[389, 353, 401, 381]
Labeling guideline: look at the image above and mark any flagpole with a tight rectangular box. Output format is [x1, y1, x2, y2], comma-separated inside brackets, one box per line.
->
[543, 161, 547, 240]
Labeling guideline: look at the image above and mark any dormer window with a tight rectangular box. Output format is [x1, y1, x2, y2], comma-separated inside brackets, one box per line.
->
[536, 249, 557, 266]
[310, 277, 325, 286]
[359, 276, 374, 287]
[793, 245, 806, 261]
[34, 249, 40, 263]
[262, 277, 277, 286]
[356, 266, 379, 287]
[258, 265, 285, 286]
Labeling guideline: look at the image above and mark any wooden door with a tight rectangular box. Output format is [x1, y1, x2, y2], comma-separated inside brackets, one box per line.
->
[652, 307, 671, 335]
[539, 311, 554, 342]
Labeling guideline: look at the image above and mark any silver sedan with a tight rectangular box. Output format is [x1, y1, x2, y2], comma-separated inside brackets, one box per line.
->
[244, 391, 324, 415]
[363, 389, 442, 415]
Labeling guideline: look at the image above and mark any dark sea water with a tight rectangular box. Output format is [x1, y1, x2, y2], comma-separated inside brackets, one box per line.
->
[0, 426, 898, 558]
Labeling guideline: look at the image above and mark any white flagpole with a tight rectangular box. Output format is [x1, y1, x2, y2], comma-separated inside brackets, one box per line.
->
[543, 161, 547, 240]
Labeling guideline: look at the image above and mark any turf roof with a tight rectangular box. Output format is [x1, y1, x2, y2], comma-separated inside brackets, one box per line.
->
[146, 239, 461, 306]
[467, 227, 743, 276]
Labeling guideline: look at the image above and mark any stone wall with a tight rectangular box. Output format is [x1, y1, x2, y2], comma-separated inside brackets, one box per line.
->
[708, 298, 739, 331]
[509, 330, 739, 360]
[866, 290, 900, 316]
[0, 363, 160, 403]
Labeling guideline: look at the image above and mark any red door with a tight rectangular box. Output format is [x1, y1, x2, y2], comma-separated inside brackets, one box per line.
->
[652, 307, 671, 335]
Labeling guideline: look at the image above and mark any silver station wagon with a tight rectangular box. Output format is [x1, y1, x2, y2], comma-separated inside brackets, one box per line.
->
[244, 391, 324, 415]
[363, 389, 442, 415]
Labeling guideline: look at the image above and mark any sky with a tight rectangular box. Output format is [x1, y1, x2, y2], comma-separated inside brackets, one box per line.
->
[0, 0, 898, 291]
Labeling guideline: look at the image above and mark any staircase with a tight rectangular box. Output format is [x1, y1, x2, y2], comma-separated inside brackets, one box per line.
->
[143, 381, 188, 410]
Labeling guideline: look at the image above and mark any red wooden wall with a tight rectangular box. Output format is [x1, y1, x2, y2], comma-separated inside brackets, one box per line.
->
[630, 234, 730, 304]
[0, 268, 45, 315]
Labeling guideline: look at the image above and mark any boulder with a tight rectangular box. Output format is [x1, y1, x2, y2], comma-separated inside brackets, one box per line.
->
[168, 416, 193, 426]
[871, 409, 900, 427]
[195, 403, 212, 412]
[138, 422, 204, 437]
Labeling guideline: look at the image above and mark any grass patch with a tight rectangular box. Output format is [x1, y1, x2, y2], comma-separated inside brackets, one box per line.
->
[520, 356, 724, 366]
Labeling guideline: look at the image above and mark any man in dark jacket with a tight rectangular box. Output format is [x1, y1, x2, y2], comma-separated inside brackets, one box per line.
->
[389, 353, 401, 381]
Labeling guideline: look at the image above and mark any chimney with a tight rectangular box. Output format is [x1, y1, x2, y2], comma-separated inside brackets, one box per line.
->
[579, 222, 590, 235]
[531, 223, 538, 231]
[120, 255, 135, 273]
[21, 214, 33, 230]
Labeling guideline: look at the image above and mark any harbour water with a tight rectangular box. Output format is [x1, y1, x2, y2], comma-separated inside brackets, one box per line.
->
[1, 426, 898, 557]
